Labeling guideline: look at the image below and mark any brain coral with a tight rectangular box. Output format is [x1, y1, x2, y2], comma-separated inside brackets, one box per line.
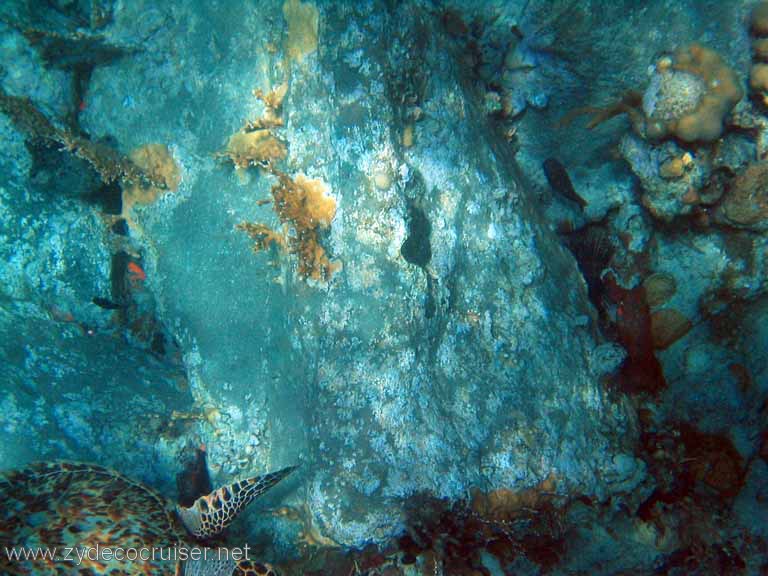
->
[643, 44, 743, 143]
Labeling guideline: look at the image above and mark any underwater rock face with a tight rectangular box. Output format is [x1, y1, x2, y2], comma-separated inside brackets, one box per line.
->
[0, 0, 635, 552]
[70, 1, 632, 547]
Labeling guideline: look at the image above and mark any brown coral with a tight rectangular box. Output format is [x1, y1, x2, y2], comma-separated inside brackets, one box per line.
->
[121, 143, 180, 229]
[715, 161, 768, 230]
[235, 222, 286, 252]
[650, 308, 692, 350]
[562, 45, 742, 143]
[271, 171, 338, 281]
[283, 0, 319, 62]
[239, 170, 338, 282]
[222, 129, 287, 170]
[247, 83, 288, 130]
[647, 44, 743, 142]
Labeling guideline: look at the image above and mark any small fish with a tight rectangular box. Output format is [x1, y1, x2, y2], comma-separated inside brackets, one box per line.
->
[542, 158, 588, 209]
[127, 261, 147, 282]
[92, 297, 125, 310]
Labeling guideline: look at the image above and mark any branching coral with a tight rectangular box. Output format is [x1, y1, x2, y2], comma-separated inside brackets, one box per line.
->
[221, 129, 287, 169]
[0, 85, 160, 187]
[220, 83, 289, 169]
[247, 83, 288, 130]
[238, 170, 338, 282]
[235, 222, 286, 252]
[271, 170, 338, 281]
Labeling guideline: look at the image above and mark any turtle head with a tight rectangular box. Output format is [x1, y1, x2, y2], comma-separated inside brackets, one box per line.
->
[177, 465, 296, 540]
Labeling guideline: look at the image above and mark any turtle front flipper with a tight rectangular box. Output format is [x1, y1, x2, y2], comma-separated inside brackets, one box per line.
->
[178, 465, 297, 539]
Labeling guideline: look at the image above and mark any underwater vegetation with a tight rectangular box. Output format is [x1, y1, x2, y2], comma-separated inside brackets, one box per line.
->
[2, 0, 768, 575]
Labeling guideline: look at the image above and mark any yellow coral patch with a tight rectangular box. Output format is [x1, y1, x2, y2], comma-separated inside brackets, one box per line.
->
[121, 143, 180, 229]
[249, 83, 289, 130]
[283, 0, 319, 62]
[659, 157, 686, 180]
[272, 171, 338, 281]
[224, 130, 287, 169]
[129, 143, 181, 191]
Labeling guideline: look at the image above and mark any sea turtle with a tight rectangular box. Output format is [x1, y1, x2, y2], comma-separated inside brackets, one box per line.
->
[0, 460, 296, 575]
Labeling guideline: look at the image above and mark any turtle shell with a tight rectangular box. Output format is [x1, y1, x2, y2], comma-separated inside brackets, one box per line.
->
[0, 461, 187, 575]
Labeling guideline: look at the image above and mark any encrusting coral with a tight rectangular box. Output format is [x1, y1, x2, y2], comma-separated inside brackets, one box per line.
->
[229, 80, 339, 282]
[643, 45, 743, 142]
[219, 83, 289, 170]
[221, 129, 287, 170]
[563, 44, 742, 144]
[282, 0, 319, 63]
[121, 143, 181, 229]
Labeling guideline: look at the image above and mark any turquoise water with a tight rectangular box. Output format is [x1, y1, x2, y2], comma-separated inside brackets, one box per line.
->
[1, 1, 767, 574]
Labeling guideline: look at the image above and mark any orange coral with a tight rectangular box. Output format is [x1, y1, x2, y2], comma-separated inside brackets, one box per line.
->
[271, 170, 339, 281]
[235, 222, 286, 252]
[471, 474, 557, 523]
[222, 129, 287, 169]
[248, 83, 288, 130]
[122, 143, 180, 229]
[238, 170, 338, 282]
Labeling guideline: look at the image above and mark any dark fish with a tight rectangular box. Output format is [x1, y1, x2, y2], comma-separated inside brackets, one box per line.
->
[543, 158, 588, 209]
[91, 296, 125, 310]
[177, 444, 213, 508]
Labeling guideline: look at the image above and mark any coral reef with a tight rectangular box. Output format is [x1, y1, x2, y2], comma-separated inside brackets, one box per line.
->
[121, 143, 180, 229]
[643, 45, 742, 143]
[282, 0, 319, 63]
[567, 44, 742, 144]
[714, 161, 768, 231]
[268, 170, 338, 281]
[235, 222, 286, 253]
[221, 129, 287, 170]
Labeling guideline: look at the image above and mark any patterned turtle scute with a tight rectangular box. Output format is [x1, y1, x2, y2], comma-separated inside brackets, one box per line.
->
[0, 462, 293, 576]
[0, 462, 181, 575]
